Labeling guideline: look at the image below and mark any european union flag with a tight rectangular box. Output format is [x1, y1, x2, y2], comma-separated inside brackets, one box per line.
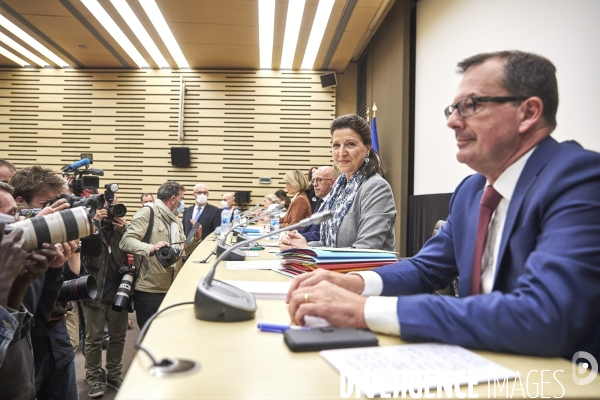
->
[370, 116, 380, 153]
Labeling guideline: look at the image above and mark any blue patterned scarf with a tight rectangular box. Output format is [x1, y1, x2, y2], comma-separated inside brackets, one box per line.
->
[319, 167, 367, 247]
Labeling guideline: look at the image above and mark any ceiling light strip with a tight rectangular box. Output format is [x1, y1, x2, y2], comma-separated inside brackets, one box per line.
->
[111, 0, 169, 68]
[301, 0, 335, 70]
[280, 0, 305, 69]
[0, 44, 29, 67]
[258, 0, 275, 69]
[0, 14, 70, 67]
[0, 32, 47, 67]
[81, 0, 149, 68]
[138, 0, 188, 68]
[320, 0, 357, 70]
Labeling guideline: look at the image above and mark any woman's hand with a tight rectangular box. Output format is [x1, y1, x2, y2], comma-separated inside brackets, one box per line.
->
[279, 231, 308, 251]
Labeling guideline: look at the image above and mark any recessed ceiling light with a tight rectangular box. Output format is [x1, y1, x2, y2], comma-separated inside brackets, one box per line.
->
[0, 32, 47, 67]
[0, 14, 69, 67]
[138, 0, 188, 69]
[258, 0, 275, 69]
[111, 0, 170, 68]
[301, 0, 335, 70]
[280, 0, 306, 69]
[0, 44, 30, 67]
[81, 0, 149, 68]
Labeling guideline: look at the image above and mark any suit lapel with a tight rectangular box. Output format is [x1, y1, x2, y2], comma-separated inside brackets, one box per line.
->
[493, 136, 560, 284]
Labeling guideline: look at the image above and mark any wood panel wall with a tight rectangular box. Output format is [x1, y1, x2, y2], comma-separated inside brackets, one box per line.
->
[0, 68, 335, 216]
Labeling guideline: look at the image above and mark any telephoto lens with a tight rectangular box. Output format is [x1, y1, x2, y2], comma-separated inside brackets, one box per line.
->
[57, 275, 98, 302]
[4, 207, 92, 251]
[112, 271, 135, 312]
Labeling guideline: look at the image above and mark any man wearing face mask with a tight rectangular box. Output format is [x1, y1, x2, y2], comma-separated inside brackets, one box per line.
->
[120, 181, 199, 329]
[182, 183, 221, 241]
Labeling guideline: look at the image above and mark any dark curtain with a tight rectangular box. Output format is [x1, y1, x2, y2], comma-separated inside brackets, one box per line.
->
[406, 193, 453, 257]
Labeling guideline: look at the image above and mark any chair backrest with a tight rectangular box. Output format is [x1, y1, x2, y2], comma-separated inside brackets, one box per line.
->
[432, 220, 446, 237]
[431, 220, 459, 297]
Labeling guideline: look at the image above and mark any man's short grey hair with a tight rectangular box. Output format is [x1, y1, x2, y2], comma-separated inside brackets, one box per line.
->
[157, 181, 185, 201]
[193, 183, 209, 192]
[0, 182, 14, 195]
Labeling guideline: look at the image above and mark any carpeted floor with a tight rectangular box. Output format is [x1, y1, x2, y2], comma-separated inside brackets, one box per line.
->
[74, 312, 140, 400]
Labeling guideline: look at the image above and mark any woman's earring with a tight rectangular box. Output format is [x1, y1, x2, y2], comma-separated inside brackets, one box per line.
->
[364, 155, 370, 164]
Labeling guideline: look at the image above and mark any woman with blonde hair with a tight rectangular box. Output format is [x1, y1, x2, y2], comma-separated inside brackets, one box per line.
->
[279, 169, 312, 227]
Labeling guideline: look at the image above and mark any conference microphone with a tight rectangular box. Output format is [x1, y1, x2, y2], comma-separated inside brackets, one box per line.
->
[239, 203, 262, 219]
[194, 210, 333, 322]
[234, 204, 282, 242]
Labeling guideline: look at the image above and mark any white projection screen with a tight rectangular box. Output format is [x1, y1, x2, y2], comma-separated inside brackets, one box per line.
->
[413, 0, 600, 195]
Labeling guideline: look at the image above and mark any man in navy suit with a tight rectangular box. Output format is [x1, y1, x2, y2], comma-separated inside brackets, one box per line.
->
[297, 166, 338, 242]
[183, 183, 221, 241]
[287, 51, 600, 362]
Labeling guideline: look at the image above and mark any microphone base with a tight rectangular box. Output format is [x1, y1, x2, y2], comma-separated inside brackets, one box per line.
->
[216, 242, 246, 261]
[149, 358, 201, 377]
[236, 233, 252, 243]
[194, 277, 257, 322]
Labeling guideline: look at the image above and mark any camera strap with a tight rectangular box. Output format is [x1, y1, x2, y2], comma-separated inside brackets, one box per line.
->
[142, 205, 154, 244]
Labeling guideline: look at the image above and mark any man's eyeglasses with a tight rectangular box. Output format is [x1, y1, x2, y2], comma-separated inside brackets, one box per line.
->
[311, 178, 334, 185]
[444, 96, 528, 119]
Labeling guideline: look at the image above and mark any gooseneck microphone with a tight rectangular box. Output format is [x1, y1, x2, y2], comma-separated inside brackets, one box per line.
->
[216, 204, 284, 260]
[194, 210, 332, 322]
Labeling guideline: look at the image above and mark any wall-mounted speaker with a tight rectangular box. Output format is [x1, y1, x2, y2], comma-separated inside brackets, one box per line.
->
[320, 72, 337, 88]
[235, 191, 251, 205]
[171, 147, 190, 167]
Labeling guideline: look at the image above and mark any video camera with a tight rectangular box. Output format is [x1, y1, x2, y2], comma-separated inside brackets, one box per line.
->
[61, 157, 104, 194]
[101, 183, 127, 229]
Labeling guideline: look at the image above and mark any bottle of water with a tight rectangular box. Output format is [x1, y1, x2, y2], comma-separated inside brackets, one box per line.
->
[270, 214, 280, 240]
[221, 206, 232, 238]
[232, 208, 240, 227]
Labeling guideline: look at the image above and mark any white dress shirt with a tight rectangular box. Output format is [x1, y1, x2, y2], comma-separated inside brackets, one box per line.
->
[192, 204, 204, 221]
[353, 147, 536, 336]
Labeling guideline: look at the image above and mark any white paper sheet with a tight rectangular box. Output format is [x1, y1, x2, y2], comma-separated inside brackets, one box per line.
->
[223, 280, 291, 299]
[225, 260, 282, 270]
[320, 343, 517, 397]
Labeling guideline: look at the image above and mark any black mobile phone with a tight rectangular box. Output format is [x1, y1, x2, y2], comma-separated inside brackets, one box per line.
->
[284, 327, 378, 352]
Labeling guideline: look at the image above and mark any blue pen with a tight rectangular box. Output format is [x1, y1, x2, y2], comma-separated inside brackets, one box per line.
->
[258, 323, 310, 333]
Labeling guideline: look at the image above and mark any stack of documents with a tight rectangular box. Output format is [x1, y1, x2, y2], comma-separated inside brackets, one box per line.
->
[233, 227, 263, 236]
[276, 248, 398, 276]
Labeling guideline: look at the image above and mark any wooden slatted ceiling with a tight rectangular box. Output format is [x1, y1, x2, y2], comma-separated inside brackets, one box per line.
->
[0, 68, 335, 215]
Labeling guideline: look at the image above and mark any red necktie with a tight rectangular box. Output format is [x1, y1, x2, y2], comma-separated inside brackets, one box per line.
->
[471, 185, 502, 295]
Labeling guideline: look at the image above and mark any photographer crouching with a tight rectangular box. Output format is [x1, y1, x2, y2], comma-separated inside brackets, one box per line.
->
[119, 181, 201, 330]
[80, 195, 128, 398]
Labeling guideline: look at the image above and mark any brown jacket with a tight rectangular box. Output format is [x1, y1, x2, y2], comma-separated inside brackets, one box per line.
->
[280, 192, 312, 227]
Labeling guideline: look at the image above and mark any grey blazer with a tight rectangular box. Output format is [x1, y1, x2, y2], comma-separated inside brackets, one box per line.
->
[308, 174, 396, 251]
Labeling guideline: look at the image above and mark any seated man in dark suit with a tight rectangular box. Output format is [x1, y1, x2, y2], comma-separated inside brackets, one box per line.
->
[287, 51, 600, 362]
[182, 183, 221, 241]
[296, 166, 338, 242]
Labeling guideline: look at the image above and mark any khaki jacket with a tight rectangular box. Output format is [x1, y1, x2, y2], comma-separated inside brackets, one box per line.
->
[119, 200, 198, 293]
